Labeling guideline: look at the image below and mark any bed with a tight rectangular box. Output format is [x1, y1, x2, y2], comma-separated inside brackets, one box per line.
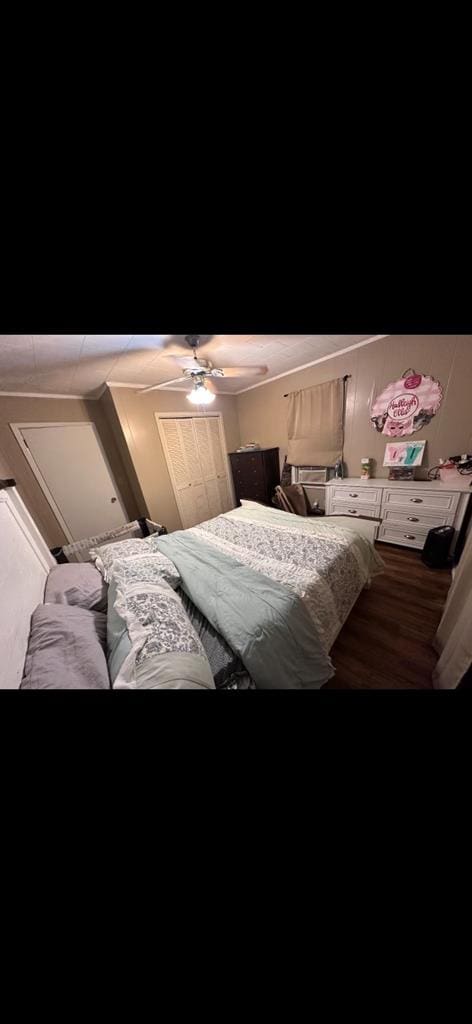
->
[0, 481, 383, 690]
[156, 502, 384, 688]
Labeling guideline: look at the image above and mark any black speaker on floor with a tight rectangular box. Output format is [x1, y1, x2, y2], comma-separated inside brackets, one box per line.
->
[421, 526, 454, 568]
[50, 546, 69, 564]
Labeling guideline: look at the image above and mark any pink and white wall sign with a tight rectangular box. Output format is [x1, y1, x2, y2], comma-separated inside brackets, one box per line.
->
[371, 369, 443, 437]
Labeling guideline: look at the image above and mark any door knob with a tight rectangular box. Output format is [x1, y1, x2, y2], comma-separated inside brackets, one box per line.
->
[111, 497, 117, 503]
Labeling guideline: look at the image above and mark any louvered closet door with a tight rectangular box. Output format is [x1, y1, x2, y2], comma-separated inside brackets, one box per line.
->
[193, 418, 221, 518]
[193, 417, 233, 518]
[158, 415, 233, 529]
[207, 416, 232, 513]
[159, 418, 210, 529]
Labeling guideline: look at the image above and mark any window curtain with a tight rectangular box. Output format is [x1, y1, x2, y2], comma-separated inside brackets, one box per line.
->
[433, 526, 472, 688]
[287, 377, 344, 466]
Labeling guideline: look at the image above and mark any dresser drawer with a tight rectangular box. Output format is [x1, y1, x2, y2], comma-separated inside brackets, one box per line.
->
[238, 483, 266, 501]
[382, 487, 460, 514]
[331, 501, 379, 518]
[231, 452, 262, 467]
[382, 507, 453, 529]
[378, 522, 429, 549]
[331, 485, 382, 505]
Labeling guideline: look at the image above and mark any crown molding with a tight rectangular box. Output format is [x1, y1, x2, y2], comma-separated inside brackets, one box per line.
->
[233, 335, 390, 395]
[0, 390, 91, 400]
[106, 381, 148, 390]
[106, 380, 192, 395]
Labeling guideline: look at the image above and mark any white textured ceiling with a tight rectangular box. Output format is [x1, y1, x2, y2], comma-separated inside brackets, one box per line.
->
[0, 335, 377, 397]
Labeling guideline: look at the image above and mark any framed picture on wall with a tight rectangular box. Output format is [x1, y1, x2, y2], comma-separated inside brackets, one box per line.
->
[383, 440, 426, 467]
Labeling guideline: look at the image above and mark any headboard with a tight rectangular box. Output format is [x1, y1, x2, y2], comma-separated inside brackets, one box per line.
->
[0, 481, 55, 689]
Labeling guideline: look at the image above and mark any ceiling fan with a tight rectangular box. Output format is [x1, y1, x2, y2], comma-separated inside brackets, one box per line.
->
[138, 335, 267, 403]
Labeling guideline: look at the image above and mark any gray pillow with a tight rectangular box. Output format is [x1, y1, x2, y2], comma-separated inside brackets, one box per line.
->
[21, 605, 110, 690]
[45, 563, 108, 613]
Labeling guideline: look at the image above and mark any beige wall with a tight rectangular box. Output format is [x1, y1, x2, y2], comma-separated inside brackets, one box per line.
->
[98, 388, 148, 519]
[0, 448, 11, 478]
[236, 335, 472, 480]
[107, 386, 241, 533]
[0, 395, 142, 547]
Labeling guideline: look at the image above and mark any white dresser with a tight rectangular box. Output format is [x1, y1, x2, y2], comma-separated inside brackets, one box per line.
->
[325, 477, 472, 552]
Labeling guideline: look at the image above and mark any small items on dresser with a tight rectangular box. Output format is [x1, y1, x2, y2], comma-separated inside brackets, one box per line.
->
[237, 442, 261, 452]
[428, 455, 472, 482]
[388, 467, 414, 481]
[438, 459, 465, 484]
[361, 458, 373, 480]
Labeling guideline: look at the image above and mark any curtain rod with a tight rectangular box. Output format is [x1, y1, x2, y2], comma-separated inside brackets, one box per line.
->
[283, 374, 351, 398]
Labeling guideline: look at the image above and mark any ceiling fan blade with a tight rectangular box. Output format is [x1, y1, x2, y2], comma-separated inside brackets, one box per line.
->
[220, 365, 268, 378]
[161, 355, 201, 369]
[162, 348, 193, 358]
[138, 376, 187, 394]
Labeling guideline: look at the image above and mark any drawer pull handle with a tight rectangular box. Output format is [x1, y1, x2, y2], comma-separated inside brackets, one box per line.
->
[404, 534, 416, 540]
[407, 516, 419, 522]
[348, 509, 358, 514]
[348, 493, 359, 497]
[410, 498, 423, 503]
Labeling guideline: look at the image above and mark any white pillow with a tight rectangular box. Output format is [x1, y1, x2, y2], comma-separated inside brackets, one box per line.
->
[110, 552, 180, 590]
[89, 538, 148, 582]
[111, 574, 214, 690]
[239, 499, 267, 509]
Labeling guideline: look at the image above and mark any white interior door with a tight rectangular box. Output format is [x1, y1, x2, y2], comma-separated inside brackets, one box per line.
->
[14, 422, 127, 542]
[157, 415, 234, 529]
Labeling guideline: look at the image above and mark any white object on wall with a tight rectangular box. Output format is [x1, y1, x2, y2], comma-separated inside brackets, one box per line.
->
[371, 369, 443, 438]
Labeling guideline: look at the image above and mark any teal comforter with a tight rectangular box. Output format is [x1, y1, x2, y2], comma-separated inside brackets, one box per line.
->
[157, 530, 334, 689]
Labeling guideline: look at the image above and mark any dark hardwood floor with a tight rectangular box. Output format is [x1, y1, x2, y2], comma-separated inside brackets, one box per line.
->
[326, 543, 452, 689]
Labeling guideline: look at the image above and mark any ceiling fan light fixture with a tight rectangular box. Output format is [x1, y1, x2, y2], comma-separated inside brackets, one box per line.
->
[186, 380, 215, 405]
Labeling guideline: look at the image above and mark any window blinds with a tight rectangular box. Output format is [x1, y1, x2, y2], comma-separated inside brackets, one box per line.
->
[287, 377, 344, 466]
